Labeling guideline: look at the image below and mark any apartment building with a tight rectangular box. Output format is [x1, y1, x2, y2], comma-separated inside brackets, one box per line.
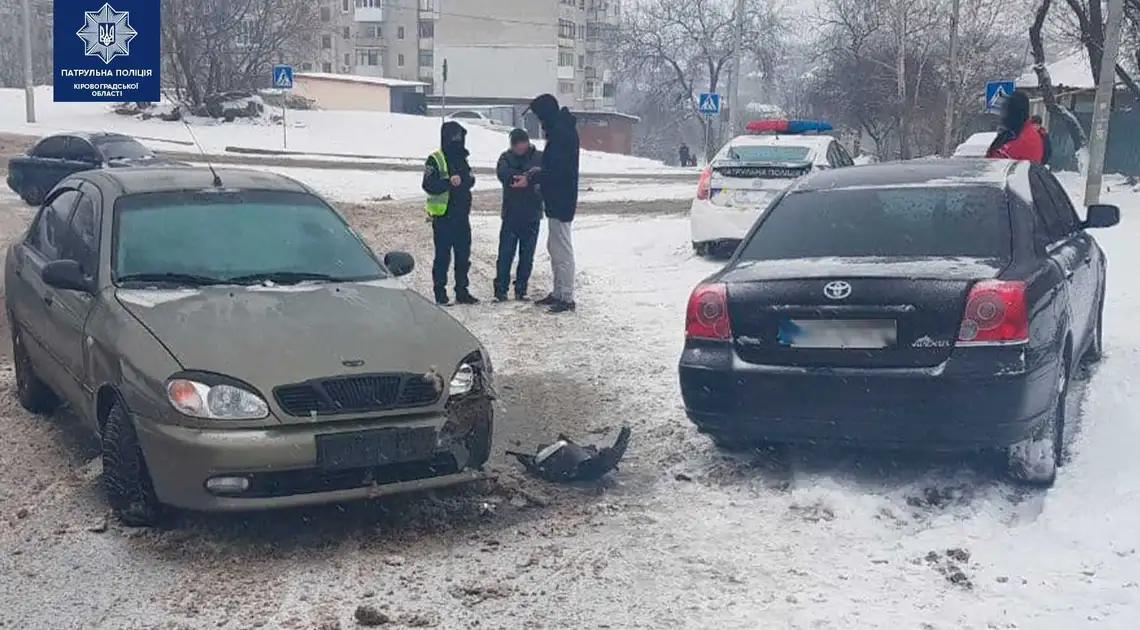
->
[306, 0, 621, 110]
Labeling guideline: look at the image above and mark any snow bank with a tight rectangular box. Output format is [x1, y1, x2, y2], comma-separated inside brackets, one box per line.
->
[0, 87, 676, 175]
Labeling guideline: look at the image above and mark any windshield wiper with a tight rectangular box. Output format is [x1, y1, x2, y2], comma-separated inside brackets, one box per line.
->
[226, 271, 355, 285]
[117, 272, 226, 286]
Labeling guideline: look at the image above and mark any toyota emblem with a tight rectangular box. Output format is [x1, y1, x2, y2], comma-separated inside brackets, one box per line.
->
[823, 281, 852, 300]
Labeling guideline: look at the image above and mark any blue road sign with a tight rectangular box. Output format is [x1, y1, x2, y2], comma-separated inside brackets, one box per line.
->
[698, 92, 721, 115]
[985, 80, 1015, 111]
[273, 64, 294, 89]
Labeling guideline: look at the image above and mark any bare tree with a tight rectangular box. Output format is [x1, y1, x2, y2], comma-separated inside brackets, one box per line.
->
[804, 0, 1025, 158]
[1030, 0, 1088, 150]
[161, 0, 317, 106]
[1059, 0, 1140, 103]
[608, 0, 785, 159]
[0, 0, 52, 88]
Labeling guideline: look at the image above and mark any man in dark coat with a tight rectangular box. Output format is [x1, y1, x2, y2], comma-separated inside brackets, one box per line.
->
[494, 128, 543, 301]
[421, 121, 479, 305]
[526, 93, 580, 314]
[1030, 115, 1053, 165]
[679, 143, 692, 167]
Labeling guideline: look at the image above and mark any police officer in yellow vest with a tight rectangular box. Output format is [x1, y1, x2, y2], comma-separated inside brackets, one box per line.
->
[422, 121, 479, 305]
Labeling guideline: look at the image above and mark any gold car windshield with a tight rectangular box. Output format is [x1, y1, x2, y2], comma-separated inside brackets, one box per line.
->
[111, 190, 386, 285]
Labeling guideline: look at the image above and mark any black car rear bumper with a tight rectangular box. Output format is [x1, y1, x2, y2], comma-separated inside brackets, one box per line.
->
[679, 342, 1058, 450]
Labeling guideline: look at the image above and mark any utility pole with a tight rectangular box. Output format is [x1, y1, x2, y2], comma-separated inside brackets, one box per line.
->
[941, 0, 960, 156]
[727, 0, 746, 137]
[1085, 0, 1124, 205]
[21, 0, 36, 123]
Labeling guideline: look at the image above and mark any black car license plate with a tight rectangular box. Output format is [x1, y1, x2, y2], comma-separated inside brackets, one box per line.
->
[777, 318, 898, 349]
[316, 427, 438, 470]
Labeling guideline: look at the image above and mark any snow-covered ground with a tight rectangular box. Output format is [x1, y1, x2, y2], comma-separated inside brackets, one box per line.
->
[0, 87, 678, 175]
[1, 166, 1138, 628]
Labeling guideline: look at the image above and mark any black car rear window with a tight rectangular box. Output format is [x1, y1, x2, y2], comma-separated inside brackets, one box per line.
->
[94, 138, 152, 160]
[738, 186, 1012, 260]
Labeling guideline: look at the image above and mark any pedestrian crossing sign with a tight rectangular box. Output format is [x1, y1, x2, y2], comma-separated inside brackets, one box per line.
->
[273, 65, 294, 90]
[985, 80, 1015, 111]
[698, 92, 721, 115]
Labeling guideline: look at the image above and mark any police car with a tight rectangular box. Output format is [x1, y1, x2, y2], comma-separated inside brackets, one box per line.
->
[690, 120, 854, 256]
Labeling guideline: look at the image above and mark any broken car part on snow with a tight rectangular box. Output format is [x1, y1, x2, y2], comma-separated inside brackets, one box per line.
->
[507, 426, 631, 482]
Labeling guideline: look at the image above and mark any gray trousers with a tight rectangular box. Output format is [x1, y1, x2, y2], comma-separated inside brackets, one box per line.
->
[547, 218, 575, 302]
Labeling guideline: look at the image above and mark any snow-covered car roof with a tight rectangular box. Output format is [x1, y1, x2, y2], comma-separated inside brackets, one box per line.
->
[953, 132, 997, 158]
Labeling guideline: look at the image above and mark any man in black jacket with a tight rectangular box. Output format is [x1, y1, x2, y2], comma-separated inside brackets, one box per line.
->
[527, 93, 580, 314]
[422, 121, 479, 305]
[493, 128, 543, 301]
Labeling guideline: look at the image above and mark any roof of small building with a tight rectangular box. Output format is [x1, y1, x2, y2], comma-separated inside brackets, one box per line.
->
[293, 72, 428, 89]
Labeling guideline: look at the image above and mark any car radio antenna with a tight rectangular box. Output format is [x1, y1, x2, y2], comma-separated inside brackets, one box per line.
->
[180, 118, 224, 188]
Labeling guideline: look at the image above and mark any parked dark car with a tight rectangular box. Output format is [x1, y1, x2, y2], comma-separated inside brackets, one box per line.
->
[5, 166, 495, 526]
[679, 159, 1118, 487]
[6, 132, 178, 206]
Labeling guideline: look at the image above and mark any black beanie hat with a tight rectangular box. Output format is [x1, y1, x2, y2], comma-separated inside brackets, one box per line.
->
[509, 128, 529, 144]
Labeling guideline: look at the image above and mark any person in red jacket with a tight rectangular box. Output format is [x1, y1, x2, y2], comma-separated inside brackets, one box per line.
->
[985, 89, 1045, 163]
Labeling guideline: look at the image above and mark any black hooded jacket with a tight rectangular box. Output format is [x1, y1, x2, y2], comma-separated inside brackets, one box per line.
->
[422, 121, 476, 219]
[496, 144, 544, 226]
[528, 94, 580, 222]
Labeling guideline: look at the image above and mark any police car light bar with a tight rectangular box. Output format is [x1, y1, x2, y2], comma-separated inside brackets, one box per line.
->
[745, 120, 834, 134]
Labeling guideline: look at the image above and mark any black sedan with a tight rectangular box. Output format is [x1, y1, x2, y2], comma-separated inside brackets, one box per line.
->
[6, 132, 178, 205]
[679, 159, 1118, 487]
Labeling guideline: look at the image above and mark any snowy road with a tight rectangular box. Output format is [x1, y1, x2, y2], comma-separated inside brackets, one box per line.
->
[0, 169, 1137, 629]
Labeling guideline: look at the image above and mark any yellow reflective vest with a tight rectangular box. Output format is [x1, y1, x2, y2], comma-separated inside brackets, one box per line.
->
[425, 149, 449, 217]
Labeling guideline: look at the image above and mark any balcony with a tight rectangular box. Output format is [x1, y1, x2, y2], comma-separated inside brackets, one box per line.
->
[418, 0, 439, 18]
[418, 36, 433, 49]
[418, 66, 435, 80]
[557, 65, 575, 80]
[354, 0, 383, 22]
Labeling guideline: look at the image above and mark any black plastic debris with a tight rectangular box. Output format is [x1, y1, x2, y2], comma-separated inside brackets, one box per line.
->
[507, 426, 631, 482]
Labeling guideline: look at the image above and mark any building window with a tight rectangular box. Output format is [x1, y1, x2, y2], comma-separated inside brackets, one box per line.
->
[322, 62, 332, 72]
[558, 80, 574, 94]
[361, 25, 378, 38]
[398, 53, 405, 67]
[558, 19, 576, 39]
[319, 6, 330, 21]
[418, 20, 434, 37]
[301, 62, 313, 71]
[419, 51, 433, 67]
[355, 0, 380, 7]
[397, 26, 405, 39]
[578, 54, 585, 69]
[343, 27, 350, 39]
[603, 82, 616, 98]
[558, 50, 574, 67]
[344, 53, 351, 66]
[321, 34, 332, 49]
[356, 48, 381, 66]
[342, 0, 349, 11]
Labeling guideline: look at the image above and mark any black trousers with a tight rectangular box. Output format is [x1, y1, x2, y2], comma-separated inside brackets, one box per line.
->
[431, 216, 471, 295]
[493, 220, 540, 296]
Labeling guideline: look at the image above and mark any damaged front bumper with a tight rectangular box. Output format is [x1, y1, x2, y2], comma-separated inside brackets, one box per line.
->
[136, 384, 496, 513]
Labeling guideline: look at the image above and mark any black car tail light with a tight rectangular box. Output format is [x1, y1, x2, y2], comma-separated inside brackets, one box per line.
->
[956, 280, 1029, 345]
[686, 283, 732, 340]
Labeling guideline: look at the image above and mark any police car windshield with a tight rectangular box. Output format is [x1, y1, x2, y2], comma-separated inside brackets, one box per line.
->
[112, 190, 386, 285]
[719, 145, 811, 164]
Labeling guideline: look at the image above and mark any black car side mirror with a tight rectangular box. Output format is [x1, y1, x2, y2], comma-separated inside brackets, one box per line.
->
[1083, 204, 1120, 229]
[384, 251, 415, 277]
[42, 259, 92, 293]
